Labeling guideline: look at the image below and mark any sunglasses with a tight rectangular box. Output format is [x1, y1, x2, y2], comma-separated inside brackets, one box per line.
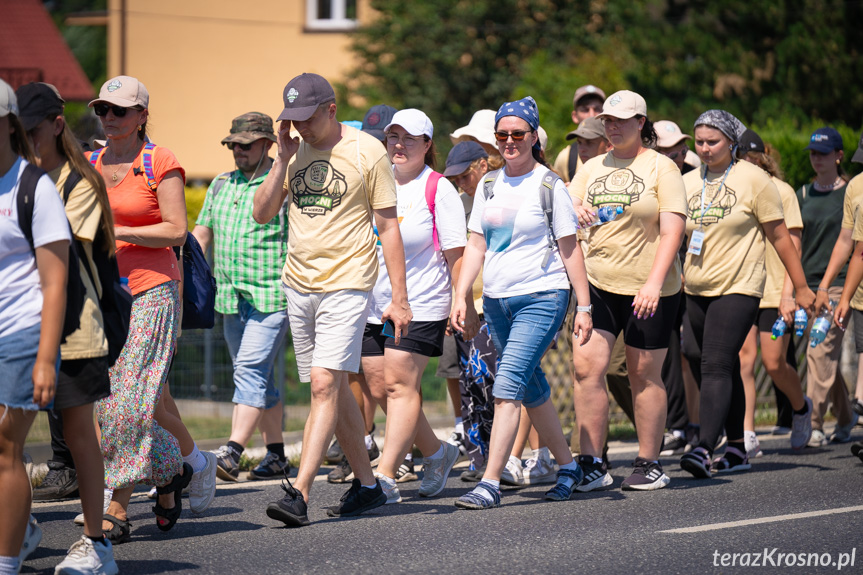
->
[226, 142, 253, 151]
[494, 130, 532, 142]
[94, 103, 135, 117]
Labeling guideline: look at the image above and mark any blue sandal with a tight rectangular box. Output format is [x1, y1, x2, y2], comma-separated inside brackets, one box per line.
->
[544, 467, 584, 501]
[454, 481, 501, 510]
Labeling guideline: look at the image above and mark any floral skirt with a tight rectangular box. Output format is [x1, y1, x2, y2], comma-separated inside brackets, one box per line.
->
[97, 281, 181, 489]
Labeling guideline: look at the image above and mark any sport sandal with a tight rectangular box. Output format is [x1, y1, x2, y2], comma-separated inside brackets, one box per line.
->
[711, 446, 751, 474]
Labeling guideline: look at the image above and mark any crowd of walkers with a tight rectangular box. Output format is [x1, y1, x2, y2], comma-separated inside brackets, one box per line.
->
[2, 72, 863, 574]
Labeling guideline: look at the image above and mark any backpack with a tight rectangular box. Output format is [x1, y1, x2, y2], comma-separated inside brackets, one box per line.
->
[482, 169, 560, 268]
[16, 163, 86, 341]
[424, 171, 444, 250]
[61, 169, 132, 366]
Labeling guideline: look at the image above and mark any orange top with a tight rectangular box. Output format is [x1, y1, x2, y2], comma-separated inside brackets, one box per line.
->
[90, 145, 186, 295]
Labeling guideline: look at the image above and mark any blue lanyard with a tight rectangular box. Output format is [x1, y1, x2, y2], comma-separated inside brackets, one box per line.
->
[699, 161, 733, 228]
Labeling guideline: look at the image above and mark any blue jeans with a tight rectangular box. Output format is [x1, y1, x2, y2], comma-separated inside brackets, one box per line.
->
[482, 289, 569, 408]
[223, 298, 289, 409]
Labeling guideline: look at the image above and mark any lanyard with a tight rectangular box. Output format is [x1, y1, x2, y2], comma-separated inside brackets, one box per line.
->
[699, 161, 733, 228]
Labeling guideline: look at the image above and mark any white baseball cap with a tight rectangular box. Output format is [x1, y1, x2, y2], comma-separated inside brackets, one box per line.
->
[654, 120, 691, 147]
[0, 78, 19, 117]
[598, 90, 647, 120]
[385, 108, 433, 139]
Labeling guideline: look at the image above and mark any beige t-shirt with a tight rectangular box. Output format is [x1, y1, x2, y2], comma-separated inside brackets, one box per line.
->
[281, 126, 397, 293]
[760, 176, 803, 308]
[570, 149, 688, 297]
[842, 174, 863, 310]
[50, 161, 109, 360]
[683, 161, 784, 297]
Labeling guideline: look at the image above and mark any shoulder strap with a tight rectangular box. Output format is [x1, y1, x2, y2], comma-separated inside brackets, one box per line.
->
[139, 142, 158, 191]
[539, 171, 561, 268]
[17, 164, 44, 253]
[87, 147, 106, 169]
[568, 142, 579, 181]
[62, 168, 84, 204]
[482, 169, 501, 201]
[425, 171, 443, 251]
[211, 171, 232, 199]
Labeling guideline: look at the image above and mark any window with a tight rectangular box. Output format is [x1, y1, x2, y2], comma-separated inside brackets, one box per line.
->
[306, 0, 357, 31]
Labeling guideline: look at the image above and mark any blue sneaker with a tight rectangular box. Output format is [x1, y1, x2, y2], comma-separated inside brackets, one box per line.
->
[544, 466, 584, 501]
[454, 481, 501, 510]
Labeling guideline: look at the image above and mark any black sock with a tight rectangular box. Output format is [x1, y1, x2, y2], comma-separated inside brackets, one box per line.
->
[227, 441, 244, 462]
[87, 534, 106, 545]
[267, 442, 285, 460]
[726, 441, 746, 465]
[793, 404, 809, 415]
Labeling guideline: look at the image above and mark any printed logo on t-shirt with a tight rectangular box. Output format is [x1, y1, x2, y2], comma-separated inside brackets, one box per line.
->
[290, 160, 347, 217]
[687, 183, 738, 225]
[586, 168, 644, 207]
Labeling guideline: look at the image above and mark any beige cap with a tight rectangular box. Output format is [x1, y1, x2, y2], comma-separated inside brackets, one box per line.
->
[450, 109, 496, 148]
[598, 90, 646, 120]
[0, 78, 18, 117]
[89, 76, 149, 109]
[567, 116, 606, 141]
[573, 85, 606, 108]
[654, 120, 691, 148]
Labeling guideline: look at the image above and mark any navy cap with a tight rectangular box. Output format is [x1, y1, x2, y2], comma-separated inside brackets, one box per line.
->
[738, 129, 765, 154]
[443, 141, 488, 177]
[852, 131, 863, 164]
[277, 73, 335, 122]
[361, 104, 397, 142]
[805, 127, 843, 154]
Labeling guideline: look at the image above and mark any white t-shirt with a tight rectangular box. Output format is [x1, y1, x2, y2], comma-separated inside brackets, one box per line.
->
[469, 166, 578, 298]
[0, 158, 72, 339]
[369, 166, 467, 322]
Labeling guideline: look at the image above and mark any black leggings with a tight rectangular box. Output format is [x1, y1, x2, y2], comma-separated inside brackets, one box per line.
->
[682, 293, 760, 453]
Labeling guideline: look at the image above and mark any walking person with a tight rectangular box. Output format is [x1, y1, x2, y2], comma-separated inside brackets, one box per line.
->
[450, 96, 593, 509]
[678, 110, 815, 479]
[255, 73, 411, 526]
[0, 78, 71, 575]
[569, 90, 687, 491]
[553, 84, 606, 182]
[88, 76, 216, 542]
[192, 113, 291, 481]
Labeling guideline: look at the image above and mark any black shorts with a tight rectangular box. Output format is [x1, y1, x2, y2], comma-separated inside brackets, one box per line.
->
[589, 283, 681, 350]
[853, 309, 863, 354]
[362, 319, 448, 358]
[755, 307, 780, 333]
[55, 356, 111, 411]
[435, 333, 461, 378]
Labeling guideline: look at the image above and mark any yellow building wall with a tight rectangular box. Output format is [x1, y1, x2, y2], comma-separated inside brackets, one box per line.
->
[107, 0, 364, 181]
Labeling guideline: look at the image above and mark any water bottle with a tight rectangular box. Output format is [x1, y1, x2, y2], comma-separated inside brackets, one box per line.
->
[809, 303, 836, 348]
[120, 277, 132, 296]
[793, 308, 808, 337]
[582, 205, 623, 228]
[770, 317, 787, 340]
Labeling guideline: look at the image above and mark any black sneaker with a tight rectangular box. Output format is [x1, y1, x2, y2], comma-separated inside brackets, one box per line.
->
[325, 439, 344, 465]
[851, 442, 863, 464]
[659, 432, 687, 456]
[574, 455, 613, 492]
[266, 475, 309, 527]
[33, 461, 78, 500]
[327, 456, 354, 483]
[621, 457, 670, 491]
[447, 431, 468, 458]
[212, 445, 240, 482]
[248, 452, 290, 481]
[852, 399, 863, 418]
[395, 458, 418, 483]
[326, 478, 387, 518]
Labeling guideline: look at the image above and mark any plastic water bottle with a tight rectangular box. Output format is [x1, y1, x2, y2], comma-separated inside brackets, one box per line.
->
[120, 277, 132, 296]
[793, 308, 808, 337]
[770, 317, 787, 340]
[809, 303, 836, 348]
[583, 206, 623, 228]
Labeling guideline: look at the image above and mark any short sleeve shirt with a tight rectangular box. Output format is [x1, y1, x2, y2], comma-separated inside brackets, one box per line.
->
[798, 182, 847, 289]
[570, 149, 688, 297]
[281, 126, 397, 293]
[197, 166, 288, 314]
[89, 145, 186, 295]
[368, 166, 467, 322]
[760, 176, 803, 309]
[683, 160, 784, 297]
[842, 174, 863, 310]
[468, 166, 577, 298]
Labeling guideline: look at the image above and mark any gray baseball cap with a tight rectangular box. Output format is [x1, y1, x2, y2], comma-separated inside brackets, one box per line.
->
[276, 73, 335, 122]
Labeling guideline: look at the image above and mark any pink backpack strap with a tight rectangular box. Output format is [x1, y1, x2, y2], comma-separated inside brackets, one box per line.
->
[87, 147, 105, 169]
[425, 171, 443, 251]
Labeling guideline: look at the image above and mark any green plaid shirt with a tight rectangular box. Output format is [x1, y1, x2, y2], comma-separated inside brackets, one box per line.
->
[196, 167, 288, 314]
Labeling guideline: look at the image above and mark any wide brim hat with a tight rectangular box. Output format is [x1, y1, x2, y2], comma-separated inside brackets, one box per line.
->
[450, 109, 496, 147]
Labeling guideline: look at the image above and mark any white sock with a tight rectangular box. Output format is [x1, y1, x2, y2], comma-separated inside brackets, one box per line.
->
[404, 452, 413, 462]
[426, 443, 445, 461]
[364, 434, 374, 450]
[470, 479, 500, 502]
[0, 556, 19, 573]
[557, 460, 581, 488]
[454, 418, 464, 435]
[361, 483, 377, 490]
[183, 444, 207, 473]
[376, 473, 396, 488]
[672, 429, 686, 439]
[592, 456, 603, 465]
[534, 446, 550, 459]
[744, 430, 757, 440]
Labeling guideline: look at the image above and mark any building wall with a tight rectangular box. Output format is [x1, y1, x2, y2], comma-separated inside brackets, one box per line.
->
[107, 0, 365, 181]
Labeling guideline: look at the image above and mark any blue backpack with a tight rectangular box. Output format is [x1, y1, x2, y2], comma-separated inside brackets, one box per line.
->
[89, 144, 217, 329]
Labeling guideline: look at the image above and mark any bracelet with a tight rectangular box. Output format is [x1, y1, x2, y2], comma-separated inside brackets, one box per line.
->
[817, 287, 829, 292]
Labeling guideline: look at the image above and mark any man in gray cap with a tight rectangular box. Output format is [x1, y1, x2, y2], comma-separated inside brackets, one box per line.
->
[254, 73, 410, 526]
[553, 84, 606, 182]
[192, 112, 291, 483]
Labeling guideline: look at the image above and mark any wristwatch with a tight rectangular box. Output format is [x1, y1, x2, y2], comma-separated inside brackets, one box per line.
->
[576, 305, 593, 314]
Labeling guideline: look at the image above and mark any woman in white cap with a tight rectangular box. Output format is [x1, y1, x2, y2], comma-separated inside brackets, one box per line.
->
[569, 90, 687, 491]
[362, 108, 476, 503]
[678, 110, 814, 479]
[87, 76, 215, 541]
[450, 109, 504, 170]
[0, 78, 71, 574]
[451, 96, 592, 509]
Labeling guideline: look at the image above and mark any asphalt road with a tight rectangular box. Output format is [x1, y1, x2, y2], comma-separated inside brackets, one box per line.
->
[25, 426, 863, 575]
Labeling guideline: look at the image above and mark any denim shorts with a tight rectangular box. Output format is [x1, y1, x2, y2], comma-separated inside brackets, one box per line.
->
[482, 289, 569, 408]
[223, 298, 290, 409]
[0, 323, 50, 411]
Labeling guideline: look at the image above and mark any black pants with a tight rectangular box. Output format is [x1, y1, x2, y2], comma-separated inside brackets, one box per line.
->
[682, 293, 760, 453]
[48, 409, 75, 468]
[662, 294, 689, 431]
[774, 336, 798, 428]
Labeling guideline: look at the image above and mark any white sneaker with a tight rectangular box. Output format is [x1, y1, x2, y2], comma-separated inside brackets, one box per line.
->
[790, 396, 813, 450]
[75, 488, 112, 526]
[19, 515, 41, 567]
[374, 472, 402, 504]
[54, 535, 118, 575]
[808, 429, 826, 447]
[744, 431, 763, 458]
[523, 448, 558, 485]
[188, 450, 218, 514]
[500, 455, 524, 486]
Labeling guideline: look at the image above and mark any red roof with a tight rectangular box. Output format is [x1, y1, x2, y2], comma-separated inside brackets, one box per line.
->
[0, 0, 95, 101]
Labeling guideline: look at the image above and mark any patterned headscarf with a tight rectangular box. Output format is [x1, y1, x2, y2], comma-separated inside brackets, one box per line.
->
[495, 96, 541, 149]
[694, 110, 747, 145]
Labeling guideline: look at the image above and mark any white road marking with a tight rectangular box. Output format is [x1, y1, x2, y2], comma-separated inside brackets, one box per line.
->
[660, 505, 863, 533]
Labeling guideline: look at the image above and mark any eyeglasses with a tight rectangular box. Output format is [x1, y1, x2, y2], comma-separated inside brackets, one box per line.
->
[94, 104, 132, 117]
[660, 149, 686, 160]
[386, 134, 425, 147]
[494, 130, 532, 142]
[226, 142, 253, 151]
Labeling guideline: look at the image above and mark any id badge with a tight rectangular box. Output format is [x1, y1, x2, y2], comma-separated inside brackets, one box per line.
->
[687, 229, 705, 256]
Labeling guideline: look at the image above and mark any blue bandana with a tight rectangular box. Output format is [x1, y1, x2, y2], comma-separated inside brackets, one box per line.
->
[495, 97, 541, 149]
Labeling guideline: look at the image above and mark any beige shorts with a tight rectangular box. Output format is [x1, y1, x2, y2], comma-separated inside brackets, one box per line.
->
[282, 286, 370, 383]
